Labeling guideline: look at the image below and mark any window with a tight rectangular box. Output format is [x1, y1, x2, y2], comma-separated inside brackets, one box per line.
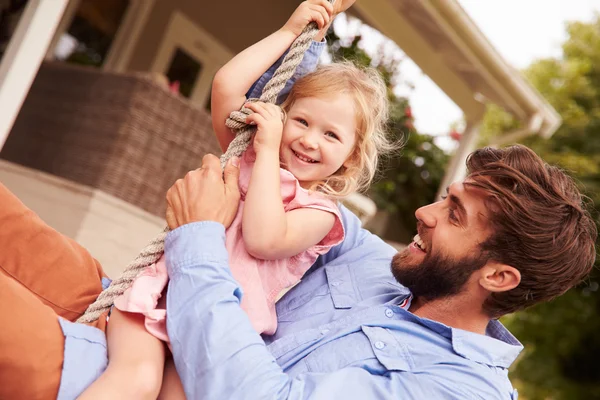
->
[151, 12, 233, 110]
[54, 0, 130, 67]
[165, 48, 203, 99]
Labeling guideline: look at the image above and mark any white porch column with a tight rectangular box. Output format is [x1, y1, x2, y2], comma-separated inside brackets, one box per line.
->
[436, 120, 482, 200]
[0, 0, 69, 151]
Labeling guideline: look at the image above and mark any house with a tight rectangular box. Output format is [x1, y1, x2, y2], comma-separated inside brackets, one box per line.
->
[0, 0, 560, 276]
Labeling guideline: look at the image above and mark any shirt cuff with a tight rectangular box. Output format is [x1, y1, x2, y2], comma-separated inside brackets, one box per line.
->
[306, 37, 327, 58]
[164, 221, 228, 278]
[246, 38, 327, 101]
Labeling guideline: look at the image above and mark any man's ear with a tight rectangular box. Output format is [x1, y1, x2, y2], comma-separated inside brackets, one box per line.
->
[478, 262, 521, 293]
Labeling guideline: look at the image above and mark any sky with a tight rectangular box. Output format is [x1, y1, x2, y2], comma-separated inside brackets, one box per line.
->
[334, 0, 600, 150]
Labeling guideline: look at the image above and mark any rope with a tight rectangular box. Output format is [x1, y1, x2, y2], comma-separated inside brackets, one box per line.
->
[77, 7, 332, 323]
[220, 16, 325, 168]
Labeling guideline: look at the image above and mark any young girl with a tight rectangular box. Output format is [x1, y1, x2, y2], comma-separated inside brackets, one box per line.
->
[80, 0, 394, 398]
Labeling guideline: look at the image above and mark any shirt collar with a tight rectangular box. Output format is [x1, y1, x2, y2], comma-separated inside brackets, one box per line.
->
[398, 308, 523, 368]
[450, 320, 523, 368]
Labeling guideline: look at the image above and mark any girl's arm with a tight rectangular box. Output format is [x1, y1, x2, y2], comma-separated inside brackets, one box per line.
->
[211, 0, 333, 153]
[78, 309, 166, 400]
[241, 102, 335, 260]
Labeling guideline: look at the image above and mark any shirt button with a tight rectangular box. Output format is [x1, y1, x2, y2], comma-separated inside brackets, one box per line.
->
[331, 281, 341, 287]
[374, 341, 386, 350]
[385, 309, 394, 318]
[320, 329, 330, 335]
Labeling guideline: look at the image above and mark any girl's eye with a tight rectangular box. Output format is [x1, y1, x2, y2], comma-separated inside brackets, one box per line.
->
[296, 118, 308, 126]
[325, 131, 339, 140]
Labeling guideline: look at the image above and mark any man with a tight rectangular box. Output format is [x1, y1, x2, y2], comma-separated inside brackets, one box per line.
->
[157, 21, 597, 398]
[162, 145, 596, 399]
[0, 9, 596, 400]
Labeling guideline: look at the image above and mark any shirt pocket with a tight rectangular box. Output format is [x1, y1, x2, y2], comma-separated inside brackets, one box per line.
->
[301, 329, 381, 374]
[301, 325, 415, 375]
[361, 325, 414, 372]
[276, 262, 357, 320]
[325, 263, 359, 309]
[276, 281, 331, 322]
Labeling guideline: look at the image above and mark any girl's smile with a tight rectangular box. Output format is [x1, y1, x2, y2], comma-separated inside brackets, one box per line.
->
[279, 94, 357, 187]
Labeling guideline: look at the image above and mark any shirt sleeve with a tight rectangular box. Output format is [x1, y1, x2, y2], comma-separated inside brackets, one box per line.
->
[286, 194, 345, 256]
[165, 222, 470, 400]
[245, 39, 327, 103]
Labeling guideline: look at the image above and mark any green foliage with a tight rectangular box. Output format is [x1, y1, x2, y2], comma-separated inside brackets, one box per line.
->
[326, 28, 448, 243]
[482, 17, 600, 400]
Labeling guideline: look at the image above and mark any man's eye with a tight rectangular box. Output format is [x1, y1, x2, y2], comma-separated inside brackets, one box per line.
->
[441, 196, 459, 223]
[448, 209, 459, 223]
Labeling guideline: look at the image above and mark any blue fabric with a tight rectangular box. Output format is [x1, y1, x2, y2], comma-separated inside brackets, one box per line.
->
[101, 276, 111, 290]
[56, 319, 108, 400]
[56, 275, 112, 399]
[245, 38, 326, 102]
[165, 206, 523, 400]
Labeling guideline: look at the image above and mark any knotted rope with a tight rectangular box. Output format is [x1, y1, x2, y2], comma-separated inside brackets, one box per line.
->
[77, 7, 332, 323]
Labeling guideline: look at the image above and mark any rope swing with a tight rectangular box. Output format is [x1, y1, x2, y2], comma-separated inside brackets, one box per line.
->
[77, 3, 334, 323]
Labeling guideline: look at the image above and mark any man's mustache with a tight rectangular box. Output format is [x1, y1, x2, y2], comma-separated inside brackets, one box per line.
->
[416, 221, 431, 253]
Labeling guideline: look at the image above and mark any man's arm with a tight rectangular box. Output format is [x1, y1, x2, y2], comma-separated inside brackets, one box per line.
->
[164, 222, 473, 399]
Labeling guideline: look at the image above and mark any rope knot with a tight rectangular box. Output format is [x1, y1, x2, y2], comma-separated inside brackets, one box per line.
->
[225, 98, 260, 131]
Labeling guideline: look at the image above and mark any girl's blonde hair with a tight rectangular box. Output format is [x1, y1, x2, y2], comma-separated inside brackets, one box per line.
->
[281, 61, 396, 198]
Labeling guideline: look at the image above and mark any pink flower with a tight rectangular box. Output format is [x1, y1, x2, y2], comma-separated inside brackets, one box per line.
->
[449, 130, 462, 141]
[169, 80, 181, 94]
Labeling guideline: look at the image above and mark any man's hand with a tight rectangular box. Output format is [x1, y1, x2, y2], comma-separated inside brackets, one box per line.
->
[166, 154, 240, 230]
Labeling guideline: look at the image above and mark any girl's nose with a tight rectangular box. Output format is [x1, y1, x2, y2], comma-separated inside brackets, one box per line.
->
[300, 132, 319, 150]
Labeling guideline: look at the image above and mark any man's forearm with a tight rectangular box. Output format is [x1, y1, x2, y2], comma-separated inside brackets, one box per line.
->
[165, 222, 291, 399]
[164, 223, 445, 399]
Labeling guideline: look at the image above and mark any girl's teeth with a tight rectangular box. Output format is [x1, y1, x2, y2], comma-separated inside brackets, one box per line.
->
[294, 151, 317, 163]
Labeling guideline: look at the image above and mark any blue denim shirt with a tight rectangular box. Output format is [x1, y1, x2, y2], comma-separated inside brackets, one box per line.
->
[165, 208, 522, 400]
[57, 39, 523, 399]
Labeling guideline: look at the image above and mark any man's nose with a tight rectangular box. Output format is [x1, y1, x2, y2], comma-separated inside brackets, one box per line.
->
[415, 202, 437, 228]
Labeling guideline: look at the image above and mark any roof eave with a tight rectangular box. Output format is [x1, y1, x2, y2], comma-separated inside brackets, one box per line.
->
[355, 0, 562, 138]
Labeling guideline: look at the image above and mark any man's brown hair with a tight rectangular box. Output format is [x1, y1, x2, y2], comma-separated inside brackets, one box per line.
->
[466, 145, 597, 318]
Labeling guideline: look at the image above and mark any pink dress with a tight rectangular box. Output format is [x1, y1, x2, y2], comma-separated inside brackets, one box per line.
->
[114, 149, 344, 337]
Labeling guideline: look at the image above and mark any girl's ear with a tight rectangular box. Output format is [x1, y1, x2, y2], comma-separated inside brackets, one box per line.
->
[343, 148, 358, 169]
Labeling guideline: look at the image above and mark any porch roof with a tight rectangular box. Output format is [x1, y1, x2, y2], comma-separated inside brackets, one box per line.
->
[355, 0, 561, 139]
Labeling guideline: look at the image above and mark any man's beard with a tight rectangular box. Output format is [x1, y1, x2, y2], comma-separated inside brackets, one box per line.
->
[391, 247, 487, 302]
